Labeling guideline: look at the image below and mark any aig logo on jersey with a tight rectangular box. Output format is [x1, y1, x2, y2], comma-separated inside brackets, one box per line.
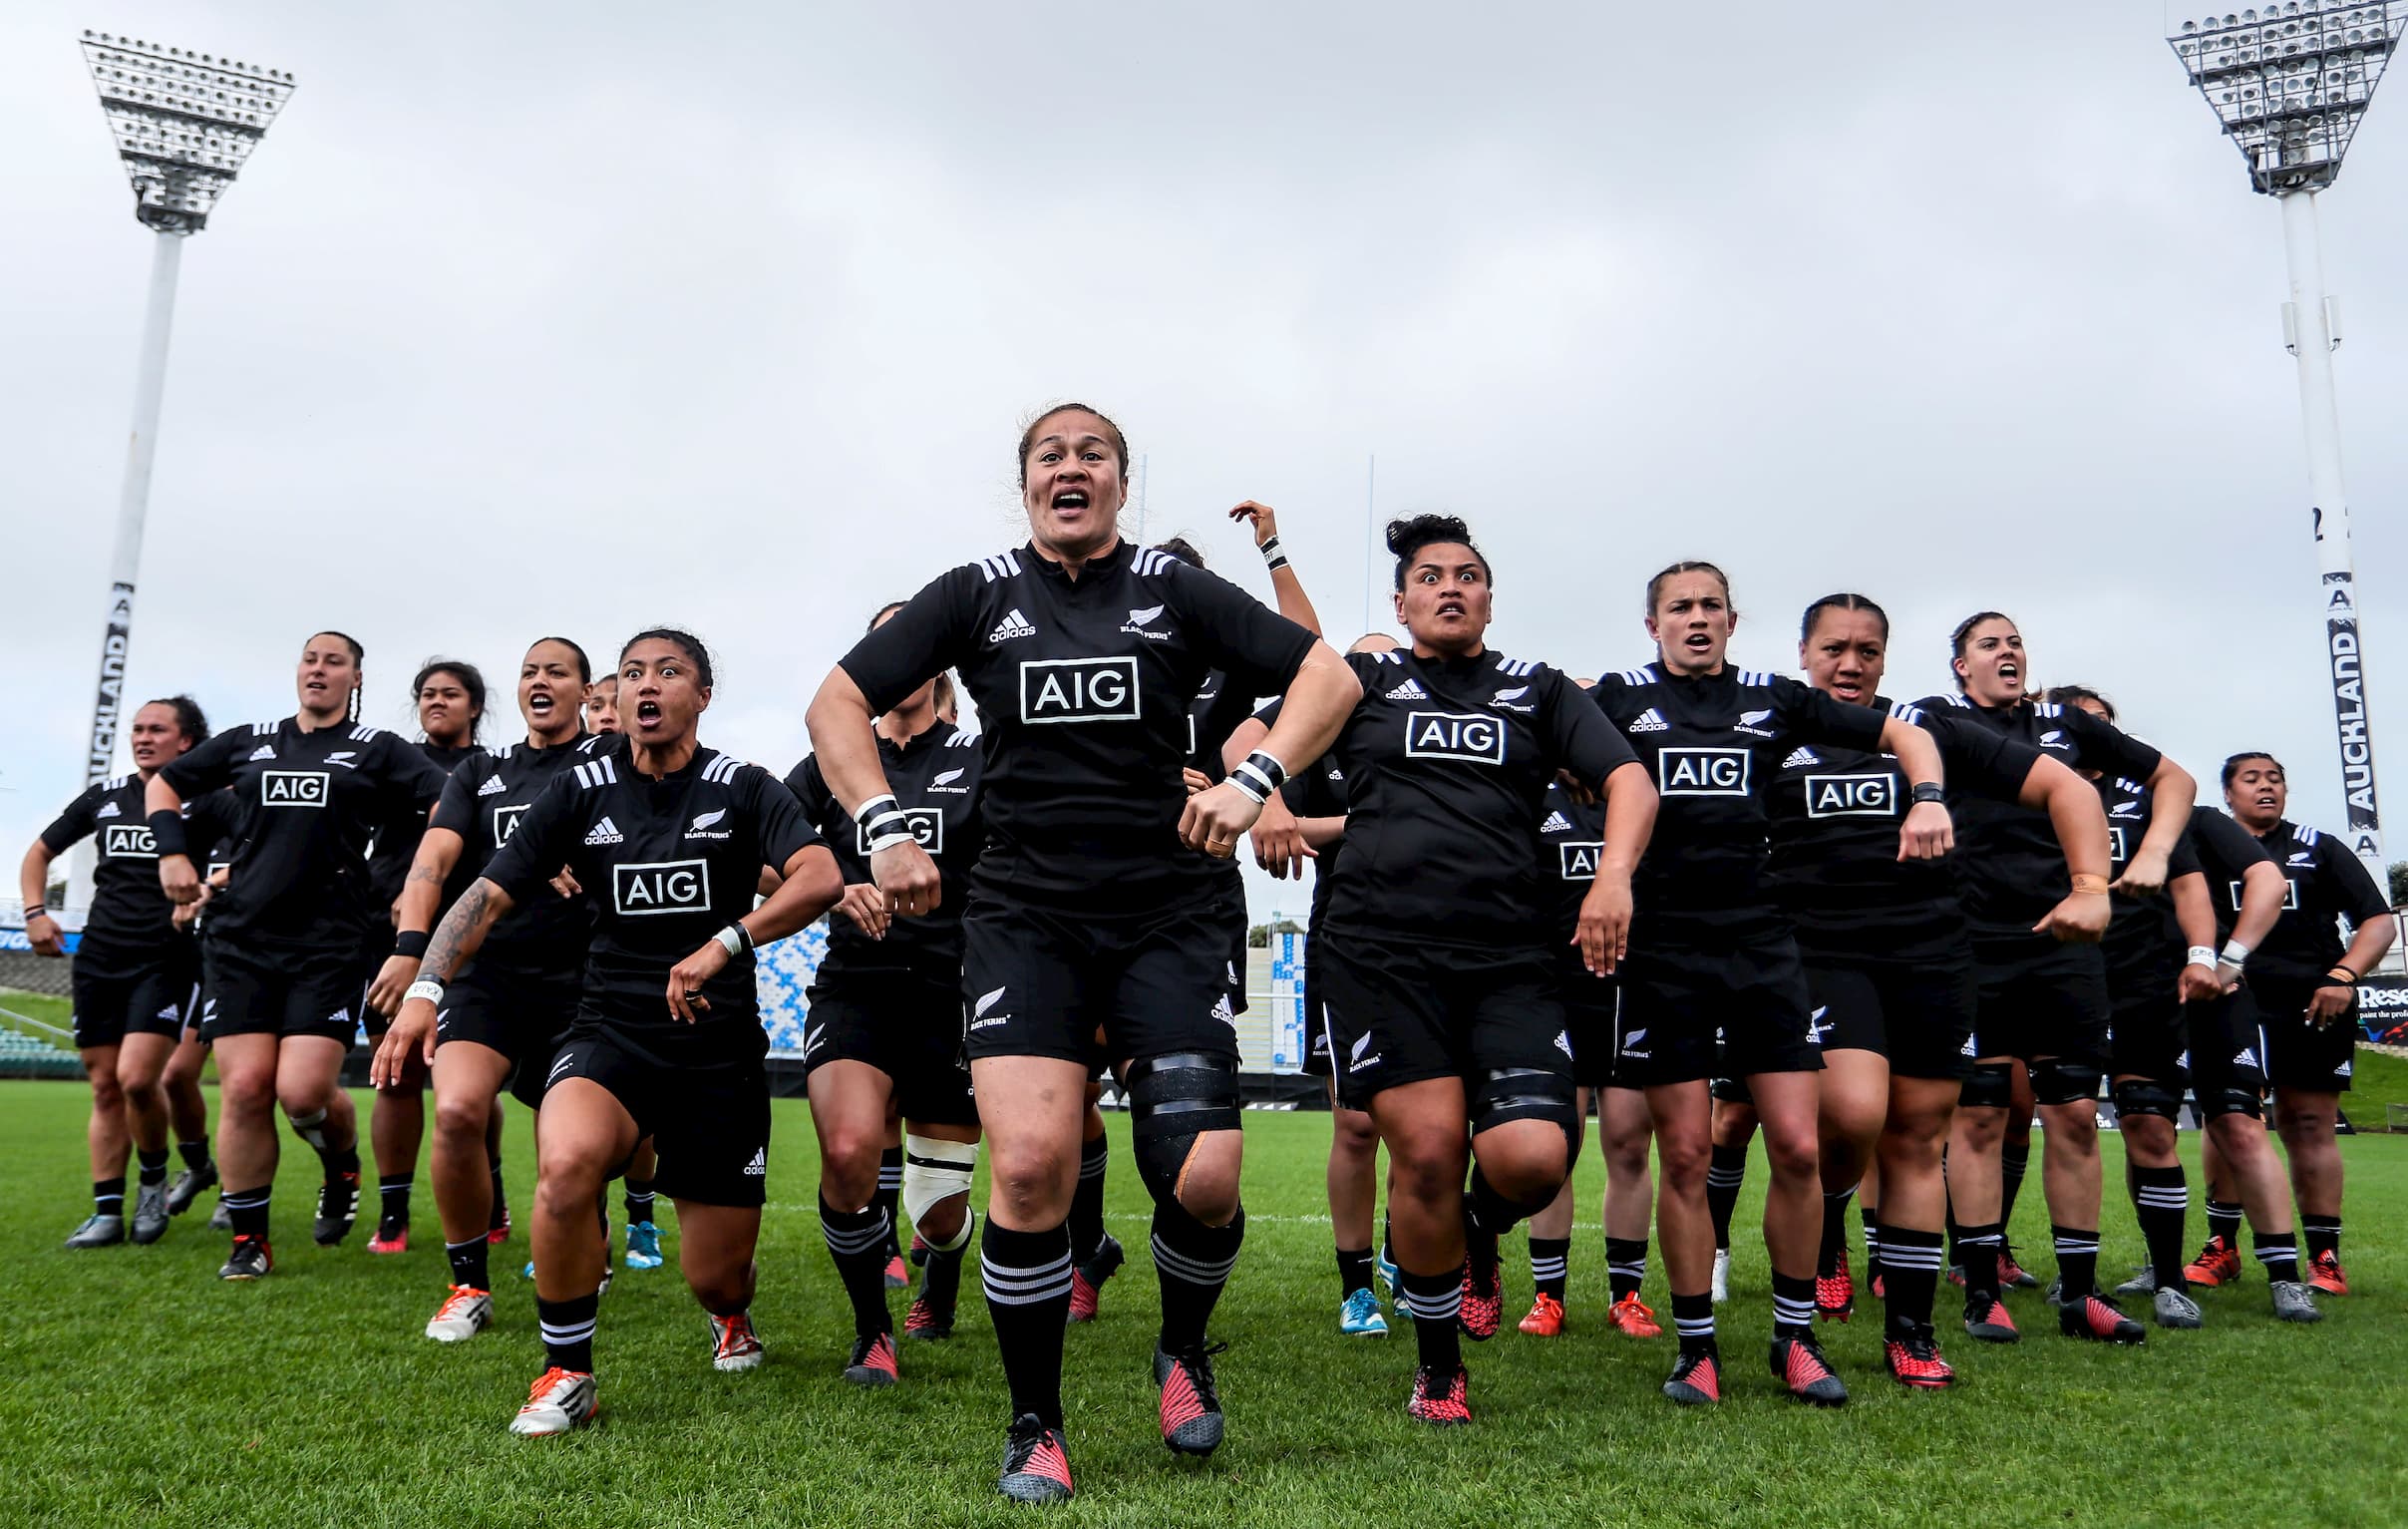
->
[614, 859, 712, 917]
[260, 770, 330, 808]
[1558, 841, 1602, 881]
[1021, 657, 1141, 725]
[1658, 748, 1750, 797]
[102, 823, 159, 859]
[492, 804, 528, 849]
[1405, 711, 1506, 765]
[1803, 773, 1894, 818]
[857, 808, 943, 857]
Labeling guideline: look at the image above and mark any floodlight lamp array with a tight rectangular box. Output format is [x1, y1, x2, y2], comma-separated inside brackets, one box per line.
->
[2170, 1, 2402, 191]
[80, 31, 296, 232]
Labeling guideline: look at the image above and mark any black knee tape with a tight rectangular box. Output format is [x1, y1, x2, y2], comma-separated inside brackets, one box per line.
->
[2200, 1087, 2262, 1122]
[2110, 1078, 2183, 1123]
[1125, 1051, 1241, 1205]
[1471, 1067, 1579, 1163]
[1959, 1061, 2014, 1111]
[2031, 1057, 2103, 1108]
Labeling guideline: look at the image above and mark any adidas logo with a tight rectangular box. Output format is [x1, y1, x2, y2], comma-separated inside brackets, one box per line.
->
[1553, 1029, 1573, 1060]
[1385, 678, 1429, 701]
[742, 1148, 767, 1178]
[1781, 746, 1820, 769]
[987, 608, 1036, 643]
[2235, 1047, 2259, 1069]
[2176, 1050, 2190, 1071]
[2337, 1059, 2353, 1078]
[327, 1007, 351, 1027]
[1541, 810, 1573, 834]
[247, 744, 277, 761]
[96, 801, 123, 820]
[1628, 708, 1669, 733]
[583, 816, 624, 846]
[1211, 993, 1235, 1027]
[157, 1003, 181, 1021]
[478, 774, 507, 796]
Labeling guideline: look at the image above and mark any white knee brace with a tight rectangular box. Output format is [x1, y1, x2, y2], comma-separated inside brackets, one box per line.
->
[902, 1134, 978, 1250]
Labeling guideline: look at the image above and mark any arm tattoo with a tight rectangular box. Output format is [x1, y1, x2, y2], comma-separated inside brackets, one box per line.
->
[404, 860, 445, 890]
[422, 880, 501, 983]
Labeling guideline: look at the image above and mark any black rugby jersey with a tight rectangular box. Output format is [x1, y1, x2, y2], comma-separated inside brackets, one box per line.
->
[1537, 779, 1610, 939]
[1590, 662, 1888, 939]
[159, 718, 449, 951]
[1916, 696, 2164, 934]
[40, 776, 241, 977]
[1764, 703, 2041, 963]
[839, 541, 1317, 910]
[2215, 818, 2389, 984]
[2094, 775, 2202, 990]
[1322, 648, 1636, 947]
[428, 733, 596, 978]
[2177, 804, 2278, 948]
[1255, 695, 1352, 928]
[786, 719, 983, 979]
[482, 745, 821, 1064]
[370, 741, 482, 919]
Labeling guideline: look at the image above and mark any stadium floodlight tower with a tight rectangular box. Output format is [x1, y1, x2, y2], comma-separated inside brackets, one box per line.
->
[69, 32, 294, 904]
[2170, 3, 2403, 893]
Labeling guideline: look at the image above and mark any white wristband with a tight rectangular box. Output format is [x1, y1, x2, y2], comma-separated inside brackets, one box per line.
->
[2219, 940, 2250, 968]
[867, 830, 916, 854]
[405, 978, 446, 1006]
[714, 925, 746, 956]
[2187, 947, 2218, 970]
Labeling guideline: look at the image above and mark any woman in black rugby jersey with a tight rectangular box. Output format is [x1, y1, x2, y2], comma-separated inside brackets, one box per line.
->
[21, 696, 230, 1248]
[385, 627, 843, 1438]
[807, 404, 1356, 1503]
[1312, 516, 1655, 1426]
[1921, 612, 2195, 1347]
[1764, 596, 2108, 1386]
[368, 638, 595, 1346]
[363, 658, 489, 1256]
[147, 632, 450, 1280]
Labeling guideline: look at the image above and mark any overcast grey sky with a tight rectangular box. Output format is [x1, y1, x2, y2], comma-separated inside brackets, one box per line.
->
[6, 1, 2406, 918]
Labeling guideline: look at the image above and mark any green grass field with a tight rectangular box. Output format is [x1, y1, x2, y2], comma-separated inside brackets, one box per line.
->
[3, 989, 2404, 1527]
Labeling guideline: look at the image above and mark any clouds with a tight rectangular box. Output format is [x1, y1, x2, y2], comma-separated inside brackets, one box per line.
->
[3, 1, 2404, 904]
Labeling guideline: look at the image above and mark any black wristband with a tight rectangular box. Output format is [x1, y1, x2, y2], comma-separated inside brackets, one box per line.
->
[393, 930, 431, 959]
[1909, 782, 1946, 806]
[148, 809, 189, 858]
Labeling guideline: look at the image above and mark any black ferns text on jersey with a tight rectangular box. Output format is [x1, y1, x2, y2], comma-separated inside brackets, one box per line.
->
[2217, 817, 2389, 983]
[786, 719, 983, 978]
[481, 745, 820, 1065]
[1322, 648, 1635, 947]
[1590, 662, 1887, 939]
[428, 734, 597, 979]
[838, 541, 1316, 910]
[1918, 696, 2164, 933]
[1764, 704, 2042, 963]
[159, 718, 450, 951]
[40, 776, 240, 977]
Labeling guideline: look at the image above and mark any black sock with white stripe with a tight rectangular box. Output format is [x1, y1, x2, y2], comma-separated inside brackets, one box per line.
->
[1153, 1202, 1244, 1352]
[875, 1148, 904, 1256]
[379, 1174, 412, 1224]
[1771, 1272, 1815, 1340]
[94, 1178, 126, 1217]
[820, 1196, 893, 1338]
[2254, 1230, 2299, 1281]
[2052, 1224, 2100, 1303]
[1605, 1237, 1648, 1302]
[537, 1291, 599, 1373]
[1671, 1291, 1716, 1356]
[1069, 1132, 1108, 1263]
[1400, 1264, 1465, 1373]
[920, 1211, 974, 1314]
[1861, 1202, 1882, 1279]
[1880, 1226, 1944, 1334]
[2301, 1214, 2340, 1260]
[1529, 1237, 1569, 1300]
[221, 1187, 270, 1239]
[1818, 1186, 1856, 1276]
[137, 1148, 170, 1188]
[2206, 1198, 2243, 1248]
[1337, 1246, 1375, 1301]
[177, 1139, 210, 1171]
[1706, 1146, 1747, 1253]
[447, 1235, 491, 1293]
[981, 1219, 1073, 1429]
[622, 1177, 655, 1228]
[1958, 1222, 2003, 1304]
[2131, 1166, 2191, 1292]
